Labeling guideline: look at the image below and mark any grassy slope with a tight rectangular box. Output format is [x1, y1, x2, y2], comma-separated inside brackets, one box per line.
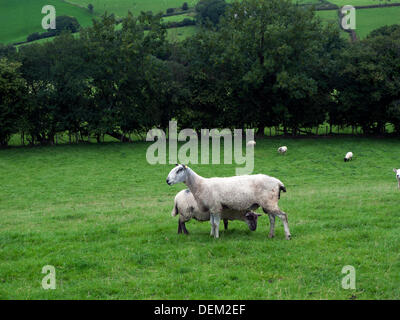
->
[167, 25, 197, 42]
[1, 137, 400, 299]
[329, 0, 399, 6]
[65, 0, 193, 16]
[317, 6, 400, 39]
[355, 7, 400, 38]
[0, 0, 94, 44]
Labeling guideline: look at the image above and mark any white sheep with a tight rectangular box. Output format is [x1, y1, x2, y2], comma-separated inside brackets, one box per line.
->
[393, 168, 400, 190]
[278, 146, 287, 154]
[246, 140, 256, 147]
[166, 164, 290, 239]
[344, 152, 353, 162]
[172, 189, 261, 234]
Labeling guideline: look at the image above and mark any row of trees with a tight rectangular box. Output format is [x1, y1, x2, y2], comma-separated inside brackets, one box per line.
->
[1, 0, 400, 147]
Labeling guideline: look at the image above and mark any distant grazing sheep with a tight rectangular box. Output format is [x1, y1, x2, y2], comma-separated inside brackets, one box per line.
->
[393, 168, 400, 189]
[278, 146, 287, 154]
[172, 189, 261, 234]
[166, 164, 290, 239]
[344, 152, 353, 162]
[246, 140, 256, 147]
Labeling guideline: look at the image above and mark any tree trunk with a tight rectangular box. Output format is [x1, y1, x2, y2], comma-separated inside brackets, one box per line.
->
[106, 131, 130, 142]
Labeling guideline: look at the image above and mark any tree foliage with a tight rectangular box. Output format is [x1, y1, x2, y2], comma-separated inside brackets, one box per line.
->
[1, 0, 400, 147]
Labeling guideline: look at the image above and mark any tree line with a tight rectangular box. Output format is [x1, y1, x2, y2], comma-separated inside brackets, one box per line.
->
[1, 0, 400, 147]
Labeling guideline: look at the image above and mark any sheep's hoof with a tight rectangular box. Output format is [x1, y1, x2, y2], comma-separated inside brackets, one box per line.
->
[268, 234, 275, 239]
[286, 234, 292, 240]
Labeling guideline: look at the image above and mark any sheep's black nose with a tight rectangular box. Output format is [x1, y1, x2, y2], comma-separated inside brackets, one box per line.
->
[166, 179, 171, 185]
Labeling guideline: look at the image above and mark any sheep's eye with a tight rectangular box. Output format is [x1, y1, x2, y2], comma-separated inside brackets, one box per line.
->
[177, 168, 183, 173]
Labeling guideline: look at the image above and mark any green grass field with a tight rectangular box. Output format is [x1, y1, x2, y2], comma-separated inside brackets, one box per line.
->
[1, 137, 400, 299]
[355, 7, 400, 38]
[167, 25, 198, 41]
[66, 0, 194, 16]
[328, 0, 399, 7]
[0, 0, 94, 44]
[317, 6, 400, 39]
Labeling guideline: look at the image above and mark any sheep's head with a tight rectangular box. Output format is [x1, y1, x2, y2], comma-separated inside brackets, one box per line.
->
[393, 168, 400, 179]
[166, 164, 188, 185]
[245, 212, 262, 231]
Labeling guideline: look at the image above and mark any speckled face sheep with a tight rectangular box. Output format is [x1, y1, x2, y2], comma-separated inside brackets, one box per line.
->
[171, 189, 261, 234]
[278, 146, 287, 154]
[344, 152, 353, 162]
[166, 164, 290, 239]
[393, 169, 400, 189]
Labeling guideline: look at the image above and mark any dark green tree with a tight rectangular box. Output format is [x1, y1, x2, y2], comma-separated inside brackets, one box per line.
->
[195, 0, 229, 26]
[0, 58, 26, 147]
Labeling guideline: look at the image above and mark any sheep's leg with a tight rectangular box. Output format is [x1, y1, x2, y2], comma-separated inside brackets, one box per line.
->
[223, 219, 229, 230]
[268, 214, 275, 238]
[276, 211, 291, 240]
[182, 222, 189, 235]
[212, 213, 221, 238]
[178, 220, 182, 234]
[210, 214, 215, 236]
[398, 179, 400, 190]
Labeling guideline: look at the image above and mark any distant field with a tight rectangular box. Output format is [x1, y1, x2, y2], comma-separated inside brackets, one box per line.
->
[355, 6, 400, 38]
[162, 13, 195, 23]
[167, 25, 197, 41]
[317, 6, 400, 39]
[65, 0, 195, 17]
[0, 0, 94, 44]
[328, 0, 399, 7]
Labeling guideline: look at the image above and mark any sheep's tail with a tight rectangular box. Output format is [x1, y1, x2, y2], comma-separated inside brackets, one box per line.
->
[171, 200, 179, 217]
[278, 183, 286, 199]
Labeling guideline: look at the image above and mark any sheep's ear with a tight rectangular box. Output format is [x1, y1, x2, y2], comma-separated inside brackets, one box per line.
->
[394, 168, 398, 173]
[175, 163, 179, 167]
[184, 165, 188, 169]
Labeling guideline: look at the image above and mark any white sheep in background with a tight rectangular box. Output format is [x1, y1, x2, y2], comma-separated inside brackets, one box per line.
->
[166, 164, 290, 239]
[172, 189, 261, 234]
[393, 169, 400, 190]
[246, 140, 256, 147]
[278, 146, 287, 154]
[344, 152, 353, 162]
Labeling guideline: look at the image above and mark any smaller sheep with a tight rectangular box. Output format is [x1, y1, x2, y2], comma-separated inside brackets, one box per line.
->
[344, 152, 353, 162]
[171, 189, 261, 234]
[393, 168, 400, 189]
[278, 146, 287, 154]
[247, 140, 256, 147]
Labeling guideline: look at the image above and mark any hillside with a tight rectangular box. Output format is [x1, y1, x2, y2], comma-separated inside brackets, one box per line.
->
[1, 0, 400, 45]
[66, 0, 190, 17]
[0, 0, 94, 44]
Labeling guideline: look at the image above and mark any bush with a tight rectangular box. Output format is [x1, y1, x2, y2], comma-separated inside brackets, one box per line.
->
[88, 4, 94, 13]
[26, 16, 80, 43]
[55, 16, 80, 34]
[182, 2, 189, 10]
[27, 32, 41, 42]
[0, 44, 16, 58]
[166, 8, 175, 14]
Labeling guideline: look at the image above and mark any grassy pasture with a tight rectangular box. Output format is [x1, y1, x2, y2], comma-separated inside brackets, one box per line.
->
[0, 0, 94, 44]
[328, 0, 400, 7]
[355, 6, 400, 38]
[317, 6, 400, 39]
[1, 137, 400, 299]
[65, 0, 195, 17]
